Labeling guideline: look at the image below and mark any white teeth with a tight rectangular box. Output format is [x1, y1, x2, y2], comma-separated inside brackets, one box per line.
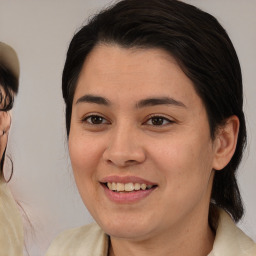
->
[107, 182, 112, 190]
[141, 184, 147, 190]
[106, 182, 154, 192]
[112, 182, 116, 190]
[134, 183, 140, 190]
[116, 183, 124, 192]
[124, 183, 134, 192]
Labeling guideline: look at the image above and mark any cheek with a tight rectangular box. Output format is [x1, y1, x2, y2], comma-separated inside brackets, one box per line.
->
[68, 134, 99, 204]
[150, 134, 214, 193]
[69, 130, 99, 165]
[68, 132, 101, 183]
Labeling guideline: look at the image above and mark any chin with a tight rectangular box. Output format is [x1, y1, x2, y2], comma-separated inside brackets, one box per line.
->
[96, 214, 156, 240]
[106, 226, 152, 240]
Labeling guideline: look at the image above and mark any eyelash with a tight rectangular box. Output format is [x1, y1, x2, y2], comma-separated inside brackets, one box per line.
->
[81, 114, 174, 127]
[82, 114, 110, 125]
[143, 115, 174, 126]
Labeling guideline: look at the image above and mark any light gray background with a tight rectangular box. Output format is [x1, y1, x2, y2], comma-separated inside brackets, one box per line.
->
[1, 0, 255, 255]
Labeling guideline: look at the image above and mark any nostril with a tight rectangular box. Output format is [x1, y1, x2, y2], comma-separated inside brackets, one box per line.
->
[126, 160, 136, 163]
[105, 158, 137, 167]
[103, 143, 146, 167]
[106, 159, 113, 164]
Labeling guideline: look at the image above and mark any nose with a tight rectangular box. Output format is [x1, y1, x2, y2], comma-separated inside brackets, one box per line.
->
[103, 125, 146, 167]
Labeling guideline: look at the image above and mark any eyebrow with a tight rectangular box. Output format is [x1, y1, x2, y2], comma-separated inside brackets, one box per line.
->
[76, 94, 186, 108]
[76, 94, 110, 105]
[137, 97, 186, 108]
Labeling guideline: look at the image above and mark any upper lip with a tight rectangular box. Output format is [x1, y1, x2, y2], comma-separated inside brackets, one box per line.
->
[100, 175, 157, 185]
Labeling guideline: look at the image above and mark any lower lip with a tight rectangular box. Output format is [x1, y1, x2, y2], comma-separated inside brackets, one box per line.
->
[101, 184, 156, 204]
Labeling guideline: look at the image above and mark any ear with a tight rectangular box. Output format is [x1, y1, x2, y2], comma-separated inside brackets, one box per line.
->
[212, 115, 239, 171]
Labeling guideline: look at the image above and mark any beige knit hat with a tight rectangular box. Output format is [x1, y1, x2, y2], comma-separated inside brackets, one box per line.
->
[0, 42, 20, 81]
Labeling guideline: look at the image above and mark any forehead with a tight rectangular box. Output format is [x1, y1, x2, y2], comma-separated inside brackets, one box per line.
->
[74, 44, 202, 109]
[80, 44, 180, 80]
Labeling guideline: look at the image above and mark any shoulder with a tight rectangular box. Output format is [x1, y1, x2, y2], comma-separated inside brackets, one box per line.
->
[209, 209, 256, 256]
[45, 222, 109, 256]
[0, 179, 24, 256]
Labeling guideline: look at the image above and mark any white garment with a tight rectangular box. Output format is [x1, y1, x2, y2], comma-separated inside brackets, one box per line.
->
[0, 178, 24, 256]
[45, 209, 256, 256]
[208, 209, 256, 256]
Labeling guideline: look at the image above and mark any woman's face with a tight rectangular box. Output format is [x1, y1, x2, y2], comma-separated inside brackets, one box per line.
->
[69, 45, 219, 240]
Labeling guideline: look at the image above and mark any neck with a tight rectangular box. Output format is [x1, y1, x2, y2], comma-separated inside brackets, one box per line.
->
[108, 209, 214, 256]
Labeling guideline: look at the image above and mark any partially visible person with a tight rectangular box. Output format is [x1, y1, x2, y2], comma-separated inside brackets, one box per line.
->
[0, 42, 23, 256]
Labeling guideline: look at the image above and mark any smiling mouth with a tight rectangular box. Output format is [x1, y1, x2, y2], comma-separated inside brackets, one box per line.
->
[103, 182, 157, 192]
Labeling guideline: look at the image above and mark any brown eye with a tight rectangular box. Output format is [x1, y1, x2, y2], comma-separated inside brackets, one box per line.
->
[84, 115, 108, 125]
[151, 117, 164, 126]
[145, 115, 173, 126]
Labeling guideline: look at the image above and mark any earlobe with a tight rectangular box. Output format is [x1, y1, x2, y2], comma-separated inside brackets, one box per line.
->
[212, 115, 239, 171]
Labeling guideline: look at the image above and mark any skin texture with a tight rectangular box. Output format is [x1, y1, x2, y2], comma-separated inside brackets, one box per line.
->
[69, 45, 239, 256]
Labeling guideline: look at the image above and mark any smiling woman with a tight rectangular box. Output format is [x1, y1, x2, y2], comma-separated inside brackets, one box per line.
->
[46, 0, 256, 255]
